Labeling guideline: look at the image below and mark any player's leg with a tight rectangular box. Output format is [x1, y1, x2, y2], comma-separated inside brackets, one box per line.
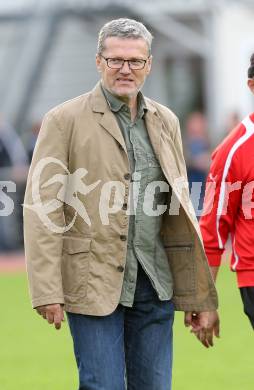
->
[239, 286, 254, 329]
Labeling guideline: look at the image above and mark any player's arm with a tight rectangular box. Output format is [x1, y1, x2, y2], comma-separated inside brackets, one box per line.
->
[200, 142, 242, 271]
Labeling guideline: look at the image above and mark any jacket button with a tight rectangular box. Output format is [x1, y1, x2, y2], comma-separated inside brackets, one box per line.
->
[124, 173, 131, 180]
[122, 203, 128, 210]
[120, 234, 127, 241]
[117, 265, 125, 272]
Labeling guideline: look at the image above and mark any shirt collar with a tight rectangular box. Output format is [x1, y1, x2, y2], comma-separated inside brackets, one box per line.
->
[101, 84, 147, 118]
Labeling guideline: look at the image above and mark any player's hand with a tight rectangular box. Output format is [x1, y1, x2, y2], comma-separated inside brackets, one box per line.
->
[36, 304, 65, 330]
[184, 310, 220, 348]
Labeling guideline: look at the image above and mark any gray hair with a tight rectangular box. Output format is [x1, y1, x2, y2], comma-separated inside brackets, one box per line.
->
[97, 18, 153, 56]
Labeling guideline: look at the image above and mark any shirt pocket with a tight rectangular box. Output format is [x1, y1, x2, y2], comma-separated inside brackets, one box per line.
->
[164, 244, 197, 296]
[147, 154, 165, 181]
[62, 237, 92, 297]
[146, 154, 168, 207]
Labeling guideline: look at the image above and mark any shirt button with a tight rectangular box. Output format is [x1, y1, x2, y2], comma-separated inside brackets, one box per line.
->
[120, 234, 127, 241]
[117, 265, 125, 272]
[122, 203, 128, 210]
[124, 173, 131, 180]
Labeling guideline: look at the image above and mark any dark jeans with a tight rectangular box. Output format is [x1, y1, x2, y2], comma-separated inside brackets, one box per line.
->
[67, 264, 175, 390]
[240, 286, 254, 329]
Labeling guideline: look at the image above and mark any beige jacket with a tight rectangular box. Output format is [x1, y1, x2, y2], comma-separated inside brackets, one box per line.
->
[24, 82, 218, 315]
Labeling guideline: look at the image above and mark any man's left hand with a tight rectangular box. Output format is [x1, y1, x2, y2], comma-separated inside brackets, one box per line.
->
[184, 310, 220, 348]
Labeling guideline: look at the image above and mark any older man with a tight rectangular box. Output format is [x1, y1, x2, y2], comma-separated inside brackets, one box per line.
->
[24, 18, 219, 390]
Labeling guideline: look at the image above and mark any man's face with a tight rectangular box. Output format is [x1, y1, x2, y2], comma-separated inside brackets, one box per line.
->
[96, 37, 152, 99]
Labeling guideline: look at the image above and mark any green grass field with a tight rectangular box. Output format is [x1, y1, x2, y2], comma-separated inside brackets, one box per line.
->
[0, 265, 253, 390]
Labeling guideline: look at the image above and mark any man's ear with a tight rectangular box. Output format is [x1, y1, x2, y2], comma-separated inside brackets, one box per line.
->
[247, 78, 254, 93]
[96, 54, 102, 72]
[146, 55, 153, 75]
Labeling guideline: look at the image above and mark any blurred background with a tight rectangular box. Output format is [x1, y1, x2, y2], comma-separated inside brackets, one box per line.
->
[1, 1, 254, 389]
[0, 0, 254, 252]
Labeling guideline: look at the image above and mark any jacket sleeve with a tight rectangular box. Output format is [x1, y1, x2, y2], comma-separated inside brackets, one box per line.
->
[199, 141, 242, 267]
[23, 111, 68, 308]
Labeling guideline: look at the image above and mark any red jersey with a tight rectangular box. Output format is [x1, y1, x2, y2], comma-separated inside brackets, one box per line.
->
[200, 113, 254, 287]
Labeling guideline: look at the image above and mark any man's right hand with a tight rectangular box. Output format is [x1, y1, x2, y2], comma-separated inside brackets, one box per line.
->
[36, 304, 65, 330]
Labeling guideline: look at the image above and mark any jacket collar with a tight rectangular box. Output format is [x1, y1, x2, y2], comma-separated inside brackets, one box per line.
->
[101, 84, 148, 121]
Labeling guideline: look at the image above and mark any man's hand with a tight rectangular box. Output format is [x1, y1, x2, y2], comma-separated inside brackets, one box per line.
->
[36, 304, 65, 330]
[184, 310, 220, 348]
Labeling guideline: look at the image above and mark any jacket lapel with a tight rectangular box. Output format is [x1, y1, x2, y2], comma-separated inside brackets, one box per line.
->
[145, 98, 183, 187]
[90, 82, 127, 152]
[99, 112, 127, 152]
[144, 105, 163, 161]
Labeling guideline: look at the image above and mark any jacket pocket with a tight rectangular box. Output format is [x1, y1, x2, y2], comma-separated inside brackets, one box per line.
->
[165, 244, 196, 296]
[62, 237, 92, 297]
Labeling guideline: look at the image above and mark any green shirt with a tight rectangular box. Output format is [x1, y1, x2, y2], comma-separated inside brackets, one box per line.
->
[102, 85, 173, 307]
